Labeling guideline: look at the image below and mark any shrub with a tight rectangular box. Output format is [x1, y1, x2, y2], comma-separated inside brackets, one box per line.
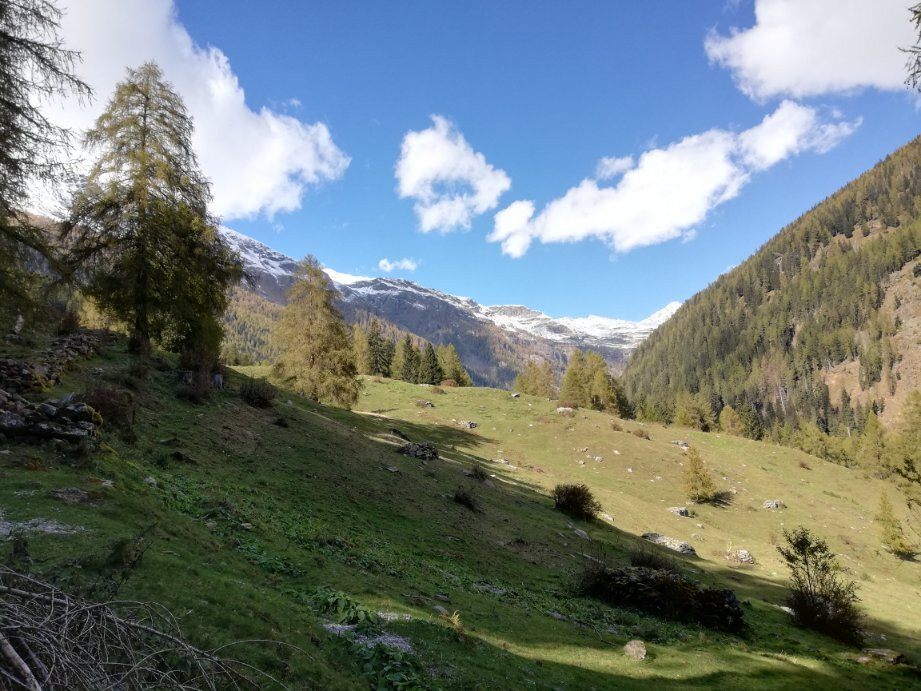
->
[313, 586, 379, 631]
[610, 419, 623, 432]
[631, 428, 650, 440]
[876, 492, 918, 559]
[470, 464, 488, 482]
[440, 379, 457, 387]
[777, 526, 863, 645]
[430, 386, 445, 395]
[453, 486, 478, 512]
[552, 483, 601, 520]
[629, 546, 679, 573]
[79, 386, 135, 430]
[580, 561, 744, 632]
[240, 377, 276, 408]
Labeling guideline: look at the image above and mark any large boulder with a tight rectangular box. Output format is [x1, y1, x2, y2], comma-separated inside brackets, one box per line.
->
[642, 532, 697, 556]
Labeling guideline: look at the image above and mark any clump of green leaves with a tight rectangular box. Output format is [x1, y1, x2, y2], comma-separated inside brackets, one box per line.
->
[313, 586, 379, 631]
[778, 526, 863, 646]
[355, 645, 425, 690]
[240, 376, 276, 408]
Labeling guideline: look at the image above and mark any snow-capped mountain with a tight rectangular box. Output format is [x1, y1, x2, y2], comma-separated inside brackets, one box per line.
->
[221, 228, 681, 386]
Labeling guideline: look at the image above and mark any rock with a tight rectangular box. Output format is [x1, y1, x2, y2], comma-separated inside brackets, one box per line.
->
[556, 406, 574, 415]
[667, 506, 690, 517]
[48, 488, 94, 504]
[398, 441, 439, 461]
[862, 648, 905, 664]
[457, 420, 477, 429]
[547, 611, 569, 621]
[573, 528, 590, 541]
[415, 399, 434, 408]
[388, 428, 410, 441]
[434, 593, 451, 602]
[727, 548, 755, 564]
[641, 532, 697, 556]
[762, 499, 784, 509]
[433, 605, 448, 615]
[623, 640, 647, 660]
[240, 522, 254, 531]
[511, 392, 520, 398]
[143, 476, 157, 487]
[671, 440, 689, 448]
[100, 480, 114, 488]
[37, 402, 57, 418]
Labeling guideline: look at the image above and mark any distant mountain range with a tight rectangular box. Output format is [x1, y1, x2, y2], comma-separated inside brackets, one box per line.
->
[220, 227, 680, 387]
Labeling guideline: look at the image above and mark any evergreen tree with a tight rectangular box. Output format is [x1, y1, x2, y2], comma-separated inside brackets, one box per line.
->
[875, 491, 917, 558]
[62, 62, 238, 359]
[683, 445, 717, 504]
[366, 319, 392, 377]
[890, 390, 921, 492]
[673, 392, 717, 431]
[559, 350, 589, 407]
[272, 256, 359, 408]
[419, 342, 444, 385]
[352, 323, 372, 375]
[856, 411, 887, 477]
[435, 343, 472, 386]
[718, 404, 744, 436]
[392, 335, 420, 383]
[0, 0, 90, 328]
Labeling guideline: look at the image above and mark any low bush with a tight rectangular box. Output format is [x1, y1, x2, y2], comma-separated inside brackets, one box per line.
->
[79, 386, 135, 430]
[430, 386, 445, 395]
[629, 546, 679, 573]
[240, 377, 276, 408]
[581, 561, 744, 632]
[552, 483, 601, 520]
[631, 428, 650, 440]
[440, 379, 457, 387]
[610, 419, 623, 432]
[453, 486, 478, 512]
[778, 526, 863, 645]
[469, 464, 488, 482]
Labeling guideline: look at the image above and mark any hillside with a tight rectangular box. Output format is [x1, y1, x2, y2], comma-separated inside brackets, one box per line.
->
[624, 136, 921, 429]
[1, 335, 919, 688]
[220, 228, 679, 386]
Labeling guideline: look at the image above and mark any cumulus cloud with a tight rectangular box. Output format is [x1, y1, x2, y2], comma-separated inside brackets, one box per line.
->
[596, 155, 635, 180]
[39, 0, 349, 219]
[378, 257, 418, 272]
[705, 0, 916, 100]
[488, 101, 858, 258]
[396, 115, 511, 233]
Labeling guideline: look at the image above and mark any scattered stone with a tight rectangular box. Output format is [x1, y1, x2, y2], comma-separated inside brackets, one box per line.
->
[398, 441, 439, 461]
[433, 605, 448, 615]
[573, 528, 590, 541]
[48, 488, 95, 505]
[240, 522, 254, 531]
[37, 402, 57, 418]
[0, 510, 84, 538]
[727, 548, 755, 564]
[510, 392, 520, 398]
[556, 406, 574, 415]
[434, 593, 451, 602]
[415, 399, 434, 408]
[457, 420, 477, 429]
[384, 466, 400, 473]
[667, 506, 690, 517]
[143, 476, 157, 487]
[641, 532, 697, 556]
[547, 611, 569, 621]
[599, 512, 614, 523]
[672, 440, 689, 449]
[762, 499, 784, 510]
[623, 640, 647, 661]
[377, 612, 414, 623]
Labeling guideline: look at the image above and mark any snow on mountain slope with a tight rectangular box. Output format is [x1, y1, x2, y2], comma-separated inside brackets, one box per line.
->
[220, 227, 680, 383]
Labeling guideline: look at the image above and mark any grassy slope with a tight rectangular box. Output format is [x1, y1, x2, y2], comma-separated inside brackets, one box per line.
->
[1, 345, 919, 689]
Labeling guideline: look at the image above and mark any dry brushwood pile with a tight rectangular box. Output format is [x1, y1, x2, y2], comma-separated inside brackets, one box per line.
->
[0, 567, 279, 690]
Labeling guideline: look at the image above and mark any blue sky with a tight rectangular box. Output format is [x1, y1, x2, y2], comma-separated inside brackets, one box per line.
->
[49, 1, 921, 319]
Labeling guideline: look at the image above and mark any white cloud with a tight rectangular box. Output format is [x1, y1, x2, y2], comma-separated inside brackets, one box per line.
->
[596, 155, 635, 180]
[378, 257, 418, 272]
[38, 0, 349, 219]
[488, 101, 857, 258]
[396, 115, 511, 233]
[705, 0, 916, 100]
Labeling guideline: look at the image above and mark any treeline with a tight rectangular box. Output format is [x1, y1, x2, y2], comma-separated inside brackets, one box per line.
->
[351, 322, 472, 386]
[623, 135, 921, 452]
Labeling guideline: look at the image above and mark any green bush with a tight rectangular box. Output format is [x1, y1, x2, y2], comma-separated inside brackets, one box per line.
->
[778, 526, 863, 645]
[240, 376, 276, 408]
[552, 483, 601, 520]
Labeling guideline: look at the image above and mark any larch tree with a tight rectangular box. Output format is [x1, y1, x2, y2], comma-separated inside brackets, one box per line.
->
[683, 445, 717, 504]
[718, 404, 744, 436]
[352, 323, 372, 375]
[856, 411, 887, 477]
[437, 343, 472, 386]
[62, 62, 239, 360]
[0, 0, 90, 328]
[272, 255, 359, 408]
[559, 349, 588, 408]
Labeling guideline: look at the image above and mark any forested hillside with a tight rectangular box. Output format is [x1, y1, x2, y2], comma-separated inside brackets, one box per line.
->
[624, 136, 921, 435]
